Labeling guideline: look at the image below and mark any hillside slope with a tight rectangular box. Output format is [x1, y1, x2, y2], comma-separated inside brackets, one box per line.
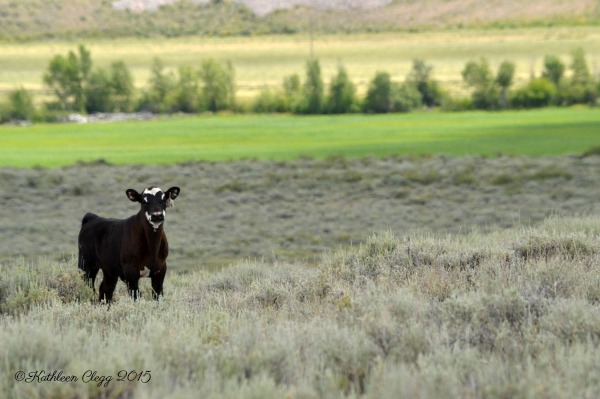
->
[0, 0, 598, 40]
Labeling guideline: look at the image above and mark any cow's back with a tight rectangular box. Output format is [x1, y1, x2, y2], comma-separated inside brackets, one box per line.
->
[78, 213, 129, 275]
[79, 213, 111, 248]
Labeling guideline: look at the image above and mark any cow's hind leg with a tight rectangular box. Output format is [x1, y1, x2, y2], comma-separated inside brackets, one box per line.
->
[78, 248, 99, 291]
[88, 267, 99, 291]
[83, 265, 99, 291]
[99, 274, 118, 304]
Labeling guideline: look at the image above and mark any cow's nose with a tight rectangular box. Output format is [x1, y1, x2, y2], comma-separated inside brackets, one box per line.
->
[151, 211, 164, 221]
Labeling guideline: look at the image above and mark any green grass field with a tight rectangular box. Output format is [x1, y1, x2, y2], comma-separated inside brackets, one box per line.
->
[1, 108, 599, 168]
[2, 26, 600, 99]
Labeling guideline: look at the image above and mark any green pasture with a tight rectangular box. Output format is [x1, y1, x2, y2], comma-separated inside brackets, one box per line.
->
[1, 108, 599, 168]
[1, 26, 600, 98]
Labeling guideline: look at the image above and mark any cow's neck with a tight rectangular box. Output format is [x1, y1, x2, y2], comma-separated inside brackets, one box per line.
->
[137, 211, 163, 246]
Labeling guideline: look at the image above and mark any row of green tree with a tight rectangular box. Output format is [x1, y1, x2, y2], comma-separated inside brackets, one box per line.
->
[0, 45, 237, 122]
[256, 48, 598, 114]
[1, 45, 598, 123]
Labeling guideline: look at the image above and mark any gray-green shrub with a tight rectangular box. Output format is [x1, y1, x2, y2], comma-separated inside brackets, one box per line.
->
[2, 216, 600, 398]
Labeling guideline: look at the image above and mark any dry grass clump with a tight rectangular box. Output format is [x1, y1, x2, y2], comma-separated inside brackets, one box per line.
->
[0, 258, 94, 315]
[1, 216, 600, 398]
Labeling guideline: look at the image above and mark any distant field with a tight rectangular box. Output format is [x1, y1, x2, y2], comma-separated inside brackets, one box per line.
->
[1, 108, 599, 168]
[1, 26, 600, 99]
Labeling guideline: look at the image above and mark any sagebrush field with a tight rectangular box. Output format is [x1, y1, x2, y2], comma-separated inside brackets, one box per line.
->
[1, 152, 599, 398]
[1, 215, 600, 398]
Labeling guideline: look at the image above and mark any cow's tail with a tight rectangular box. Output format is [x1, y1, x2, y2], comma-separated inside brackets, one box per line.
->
[79, 213, 98, 276]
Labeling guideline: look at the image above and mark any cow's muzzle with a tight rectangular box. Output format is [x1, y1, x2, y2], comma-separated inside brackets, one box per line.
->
[150, 211, 164, 222]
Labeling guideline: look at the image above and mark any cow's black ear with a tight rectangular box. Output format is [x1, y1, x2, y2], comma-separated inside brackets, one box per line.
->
[126, 189, 141, 203]
[166, 187, 180, 200]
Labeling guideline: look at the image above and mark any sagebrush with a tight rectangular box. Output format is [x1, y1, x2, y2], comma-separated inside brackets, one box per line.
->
[1, 216, 599, 398]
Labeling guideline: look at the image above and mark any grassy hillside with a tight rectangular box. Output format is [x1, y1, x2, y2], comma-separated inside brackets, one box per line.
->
[0, 0, 599, 41]
[1, 109, 600, 168]
[1, 216, 600, 397]
[0, 0, 259, 40]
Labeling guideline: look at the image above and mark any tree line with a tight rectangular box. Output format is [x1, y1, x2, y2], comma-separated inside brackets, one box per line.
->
[1, 45, 598, 123]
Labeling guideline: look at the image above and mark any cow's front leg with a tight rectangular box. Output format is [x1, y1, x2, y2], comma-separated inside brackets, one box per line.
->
[124, 266, 141, 300]
[127, 279, 140, 300]
[151, 266, 167, 300]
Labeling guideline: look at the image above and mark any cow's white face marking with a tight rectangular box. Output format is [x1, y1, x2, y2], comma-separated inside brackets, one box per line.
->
[140, 266, 151, 277]
[143, 187, 163, 197]
[141, 186, 168, 231]
[145, 210, 165, 231]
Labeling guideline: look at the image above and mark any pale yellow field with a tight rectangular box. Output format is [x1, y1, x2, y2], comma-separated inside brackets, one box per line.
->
[1, 26, 600, 100]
